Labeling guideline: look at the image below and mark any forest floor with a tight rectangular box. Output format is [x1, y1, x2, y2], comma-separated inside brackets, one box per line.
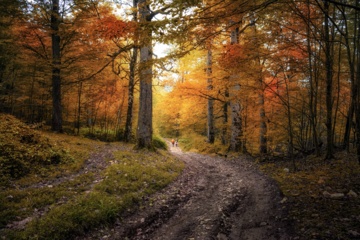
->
[2, 114, 360, 239]
[77, 143, 294, 240]
[2, 116, 359, 239]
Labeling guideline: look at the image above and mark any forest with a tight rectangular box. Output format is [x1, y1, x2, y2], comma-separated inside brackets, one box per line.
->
[1, 0, 360, 158]
[1, 0, 360, 239]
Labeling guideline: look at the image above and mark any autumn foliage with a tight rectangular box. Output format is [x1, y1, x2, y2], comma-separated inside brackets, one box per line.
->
[220, 43, 245, 69]
[1, 0, 360, 159]
[95, 15, 136, 40]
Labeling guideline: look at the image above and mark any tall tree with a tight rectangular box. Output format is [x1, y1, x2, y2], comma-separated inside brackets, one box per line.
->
[50, 0, 62, 132]
[206, 46, 215, 143]
[124, 0, 138, 142]
[229, 22, 244, 152]
[354, 0, 360, 163]
[135, 0, 201, 148]
[136, 0, 154, 149]
[323, 0, 335, 159]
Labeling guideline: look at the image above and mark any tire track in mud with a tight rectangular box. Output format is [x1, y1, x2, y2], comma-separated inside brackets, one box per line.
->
[79, 145, 294, 240]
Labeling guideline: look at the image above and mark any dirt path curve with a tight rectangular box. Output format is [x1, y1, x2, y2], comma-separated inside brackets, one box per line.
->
[80, 143, 294, 240]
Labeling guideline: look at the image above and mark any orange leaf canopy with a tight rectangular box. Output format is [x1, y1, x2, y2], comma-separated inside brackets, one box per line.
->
[96, 15, 135, 40]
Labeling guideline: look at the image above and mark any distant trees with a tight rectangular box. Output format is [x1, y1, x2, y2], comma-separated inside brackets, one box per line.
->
[0, 0, 25, 113]
[1, 0, 135, 138]
[155, 0, 360, 160]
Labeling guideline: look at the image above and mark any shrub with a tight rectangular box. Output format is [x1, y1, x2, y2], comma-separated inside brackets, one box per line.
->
[152, 136, 168, 150]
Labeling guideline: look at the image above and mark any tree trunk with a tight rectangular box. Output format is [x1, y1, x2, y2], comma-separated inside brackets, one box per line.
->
[229, 86, 242, 152]
[76, 81, 82, 135]
[252, 23, 267, 155]
[51, 0, 62, 132]
[341, 2, 357, 151]
[206, 48, 215, 143]
[136, 0, 153, 149]
[284, 74, 296, 170]
[124, 0, 138, 142]
[324, 0, 334, 159]
[306, 0, 320, 156]
[124, 50, 136, 141]
[259, 90, 267, 154]
[354, 1, 360, 163]
[229, 24, 243, 152]
[221, 89, 229, 145]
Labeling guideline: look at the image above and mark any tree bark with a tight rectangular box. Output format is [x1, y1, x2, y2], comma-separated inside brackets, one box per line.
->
[354, 0, 360, 163]
[221, 89, 229, 145]
[284, 73, 296, 169]
[340, 3, 357, 151]
[206, 48, 215, 144]
[51, 0, 62, 132]
[136, 0, 153, 149]
[252, 22, 267, 154]
[124, 0, 138, 142]
[76, 81, 82, 135]
[306, 0, 320, 156]
[124, 47, 137, 142]
[229, 24, 243, 152]
[324, 0, 334, 159]
[258, 90, 267, 154]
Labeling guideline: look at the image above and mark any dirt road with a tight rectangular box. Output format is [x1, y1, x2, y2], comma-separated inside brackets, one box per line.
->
[81, 144, 294, 240]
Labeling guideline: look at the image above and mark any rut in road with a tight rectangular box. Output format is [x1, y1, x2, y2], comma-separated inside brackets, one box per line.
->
[80, 145, 293, 240]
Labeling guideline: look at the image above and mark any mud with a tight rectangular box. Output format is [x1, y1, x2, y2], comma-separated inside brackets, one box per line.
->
[79, 144, 294, 240]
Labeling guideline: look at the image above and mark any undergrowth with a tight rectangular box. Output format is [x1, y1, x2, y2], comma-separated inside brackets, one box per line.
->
[152, 136, 168, 150]
[0, 114, 74, 181]
[179, 133, 228, 155]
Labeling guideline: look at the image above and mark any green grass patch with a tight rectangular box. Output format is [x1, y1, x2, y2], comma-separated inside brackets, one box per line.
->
[2, 148, 184, 239]
[97, 149, 182, 195]
[0, 172, 95, 229]
[0, 114, 184, 239]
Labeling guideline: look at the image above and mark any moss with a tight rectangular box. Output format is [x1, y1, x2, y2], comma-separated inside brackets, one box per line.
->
[152, 136, 168, 150]
[0, 114, 73, 180]
[1, 141, 184, 239]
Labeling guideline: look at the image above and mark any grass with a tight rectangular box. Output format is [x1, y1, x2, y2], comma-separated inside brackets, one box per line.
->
[9, 149, 183, 240]
[0, 114, 184, 239]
